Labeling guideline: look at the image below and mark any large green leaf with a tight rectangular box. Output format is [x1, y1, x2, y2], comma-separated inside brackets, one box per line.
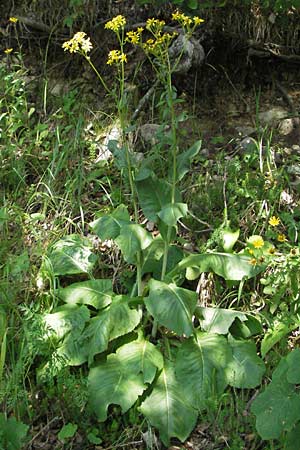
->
[48, 235, 97, 276]
[113, 333, 163, 384]
[157, 202, 188, 227]
[82, 295, 142, 365]
[141, 237, 165, 275]
[58, 279, 113, 310]
[89, 356, 146, 421]
[176, 140, 201, 181]
[136, 172, 181, 222]
[175, 332, 231, 410]
[169, 252, 264, 281]
[57, 332, 90, 365]
[90, 204, 131, 240]
[139, 360, 198, 446]
[229, 314, 263, 338]
[88, 335, 162, 421]
[145, 279, 197, 336]
[225, 336, 265, 388]
[251, 356, 300, 440]
[196, 307, 247, 334]
[115, 224, 153, 263]
[44, 305, 90, 340]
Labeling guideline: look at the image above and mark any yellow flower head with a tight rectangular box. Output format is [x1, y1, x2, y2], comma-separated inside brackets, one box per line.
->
[252, 236, 265, 249]
[62, 31, 93, 55]
[4, 48, 13, 54]
[146, 18, 165, 31]
[9, 17, 18, 23]
[193, 16, 204, 26]
[277, 234, 286, 243]
[105, 15, 126, 33]
[172, 10, 204, 32]
[126, 30, 142, 45]
[107, 50, 127, 65]
[268, 247, 276, 255]
[269, 216, 280, 227]
[249, 258, 257, 266]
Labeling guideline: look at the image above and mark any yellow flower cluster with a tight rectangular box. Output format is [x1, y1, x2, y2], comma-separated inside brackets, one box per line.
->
[62, 31, 93, 55]
[142, 32, 178, 54]
[9, 17, 18, 23]
[105, 15, 126, 32]
[4, 48, 13, 54]
[172, 10, 204, 29]
[107, 50, 127, 65]
[146, 18, 166, 31]
[126, 28, 143, 45]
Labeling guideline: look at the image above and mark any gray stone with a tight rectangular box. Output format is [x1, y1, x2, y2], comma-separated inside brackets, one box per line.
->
[278, 118, 294, 136]
[258, 107, 288, 126]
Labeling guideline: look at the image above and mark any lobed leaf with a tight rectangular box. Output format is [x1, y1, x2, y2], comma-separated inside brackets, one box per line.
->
[145, 279, 197, 336]
[58, 279, 113, 310]
[88, 335, 163, 421]
[115, 224, 153, 263]
[48, 235, 97, 276]
[140, 360, 198, 446]
[169, 252, 264, 281]
[90, 204, 131, 240]
[175, 332, 231, 410]
[196, 307, 247, 334]
[82, 295, 142, 365]
[225, 336, 265, 388]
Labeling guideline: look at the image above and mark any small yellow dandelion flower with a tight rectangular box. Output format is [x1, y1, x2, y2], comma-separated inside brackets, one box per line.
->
[137, 27, 144, 33]
[252, 236, 264, 249]
[105, 15, 126, 32]
[277, 234, 286, 242]
[193, 16, 204, 26]
[269, 216, 280, 227]
[9, 17, 18, 23]
[249, 258, 257, 266]
[4, 48, 13, 54]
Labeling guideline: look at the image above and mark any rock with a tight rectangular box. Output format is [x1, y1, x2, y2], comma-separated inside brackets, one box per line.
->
[235, 125, 256, 137]
[258, 107, 288, 127]
[292, 144, 300, 152]
[280, 190, 295, 206]
[140, 123, 161, 144]
[236, 136, 257, 154]
[287, 164, 300, 175]
[169, 34, 205, 74]
[95, 124, 122, 162]
[278, 118, 294, 135]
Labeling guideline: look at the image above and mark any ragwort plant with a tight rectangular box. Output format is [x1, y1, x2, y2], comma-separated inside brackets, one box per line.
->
[38, 12, 282, 446]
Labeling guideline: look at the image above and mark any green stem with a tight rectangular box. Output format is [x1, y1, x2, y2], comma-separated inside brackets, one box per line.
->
[85, 56, 111, 95]
[160, 62, 178, 281]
